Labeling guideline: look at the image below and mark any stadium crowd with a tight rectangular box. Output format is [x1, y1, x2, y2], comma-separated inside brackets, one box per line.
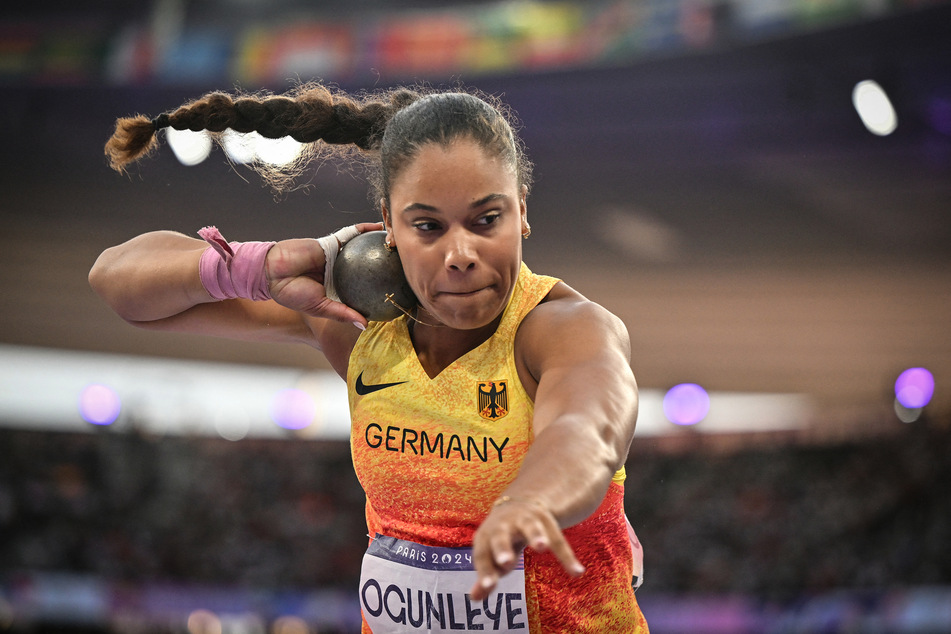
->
[1, 418, 948, 600]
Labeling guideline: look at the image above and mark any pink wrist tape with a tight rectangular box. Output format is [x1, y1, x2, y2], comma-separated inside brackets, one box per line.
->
[197, 226, 276, 301]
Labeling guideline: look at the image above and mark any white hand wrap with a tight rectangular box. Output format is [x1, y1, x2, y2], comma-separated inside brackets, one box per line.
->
[317, 225, 361, 301]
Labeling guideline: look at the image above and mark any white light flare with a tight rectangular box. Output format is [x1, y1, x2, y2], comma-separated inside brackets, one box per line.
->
[221, 130, 303, 166]
[852, 80, 898, 136]
[165, 127, 213, 166]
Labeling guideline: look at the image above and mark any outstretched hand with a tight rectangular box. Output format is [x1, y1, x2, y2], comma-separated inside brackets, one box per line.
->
[265, 222, 383, 327]
[469, 497, 585, 601]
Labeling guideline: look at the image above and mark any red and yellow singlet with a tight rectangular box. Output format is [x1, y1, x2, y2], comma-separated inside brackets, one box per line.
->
[349, 263, 649, 633]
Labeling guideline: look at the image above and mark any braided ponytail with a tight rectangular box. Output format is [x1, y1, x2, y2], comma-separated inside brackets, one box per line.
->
[104, 83, 531, 211]
[103, 84, 422, 176]
[103, 114, 165, 173]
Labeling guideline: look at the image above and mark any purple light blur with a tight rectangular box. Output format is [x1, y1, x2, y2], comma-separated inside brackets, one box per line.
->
[663, 383, 710, 426]
[894, 367, 935, 409]
[78, 383, 121, 425]
[270, 388, 315, 430]
[928, 97, 951, 136]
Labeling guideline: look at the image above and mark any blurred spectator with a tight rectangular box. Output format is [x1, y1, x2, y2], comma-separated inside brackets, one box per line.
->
[0, 429, 367, 591]
[1, 418, 948, 599]
[625, 419, 951, 600]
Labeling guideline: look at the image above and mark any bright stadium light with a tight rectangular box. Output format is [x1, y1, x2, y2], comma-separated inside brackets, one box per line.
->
[78, 383, 121, 425]
[220, 129, 257, 164]
[270, 388, 316, 430]
[165, 127, 213, 165]
[895, 367, 934, 409]
[852, 80, 898, 136]
[252, 133, 303, 166]
[663, 383, 710, 426]
[220, 130, 302, 166]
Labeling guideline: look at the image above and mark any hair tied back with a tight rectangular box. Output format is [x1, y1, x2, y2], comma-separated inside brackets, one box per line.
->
[151, 113, 171, 131]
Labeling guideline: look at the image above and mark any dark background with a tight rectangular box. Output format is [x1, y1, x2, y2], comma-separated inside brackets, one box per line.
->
[1, 3, 949, 422]
[1, 2, 950, 632]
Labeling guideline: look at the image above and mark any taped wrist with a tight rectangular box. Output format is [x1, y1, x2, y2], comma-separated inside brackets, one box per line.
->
[197, 226, 276, 301]
[316, 225, 360, 301]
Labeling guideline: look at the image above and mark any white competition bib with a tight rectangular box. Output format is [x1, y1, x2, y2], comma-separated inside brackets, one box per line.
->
[359, 534, 528, 632]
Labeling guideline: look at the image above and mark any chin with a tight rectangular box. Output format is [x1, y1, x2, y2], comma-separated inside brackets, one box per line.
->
[426, 300, 505, 332]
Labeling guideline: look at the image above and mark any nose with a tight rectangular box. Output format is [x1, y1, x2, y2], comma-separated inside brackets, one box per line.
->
[444, 228, 477, 272]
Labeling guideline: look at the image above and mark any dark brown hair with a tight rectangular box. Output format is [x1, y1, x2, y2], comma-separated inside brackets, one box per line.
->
[105, 83, 533, 205]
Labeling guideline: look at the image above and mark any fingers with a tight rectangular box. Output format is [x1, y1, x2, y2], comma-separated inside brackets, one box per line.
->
[469, 499, 584, 601]
[269, 275, 366, 326]
[314, 297, 368, 328]
[299, 294, 368, 329]
[514, 506, 585, 578]
[469, 538, 505, 601]
[489, 530, 519, 570]
[469, 574, 497, 602]
[470, 517, 521, 601]
[355, 221, 384, 234]
[331, 222, 384, 250]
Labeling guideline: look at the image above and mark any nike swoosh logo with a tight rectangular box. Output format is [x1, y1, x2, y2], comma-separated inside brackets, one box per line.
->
[355, 371, 407, 396]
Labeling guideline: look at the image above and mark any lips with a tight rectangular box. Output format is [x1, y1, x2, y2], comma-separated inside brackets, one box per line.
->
[439, 286, 490, 297]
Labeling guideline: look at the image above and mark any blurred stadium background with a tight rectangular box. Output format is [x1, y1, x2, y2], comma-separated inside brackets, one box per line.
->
[1, 0, 950, 632]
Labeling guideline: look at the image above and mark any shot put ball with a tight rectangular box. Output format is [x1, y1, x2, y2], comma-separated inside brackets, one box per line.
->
[332, 231, 418, 321]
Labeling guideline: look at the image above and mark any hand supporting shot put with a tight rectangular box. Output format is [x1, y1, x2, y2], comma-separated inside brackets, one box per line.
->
[264, 222, 384, 327]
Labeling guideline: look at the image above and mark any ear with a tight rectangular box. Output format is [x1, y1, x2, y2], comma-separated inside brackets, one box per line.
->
[519, 185, 530, 236]
[381, 198, 395, 244]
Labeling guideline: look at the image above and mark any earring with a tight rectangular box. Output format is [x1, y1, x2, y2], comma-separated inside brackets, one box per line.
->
[522, 225, 531, 239]
[384, 238, 395, 252]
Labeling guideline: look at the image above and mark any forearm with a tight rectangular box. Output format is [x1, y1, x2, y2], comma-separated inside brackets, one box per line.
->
[469, 386, 637, 600]
[89, 231, 212, 322]
[501, 399, 636, 528]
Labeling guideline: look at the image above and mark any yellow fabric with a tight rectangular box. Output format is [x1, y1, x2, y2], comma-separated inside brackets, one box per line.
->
[349, 262, 648, 632]
[613, 464, 627, 485]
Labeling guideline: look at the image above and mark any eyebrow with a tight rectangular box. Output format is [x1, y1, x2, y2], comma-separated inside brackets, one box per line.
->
[401, 193, 509, 214]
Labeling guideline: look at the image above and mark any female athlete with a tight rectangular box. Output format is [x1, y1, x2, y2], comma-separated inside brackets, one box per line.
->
[91, 84, 649, 632]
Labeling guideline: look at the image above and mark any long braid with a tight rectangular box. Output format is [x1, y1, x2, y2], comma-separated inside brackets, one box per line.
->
[103, 84, 422, 174]
[104, 84, 532, 211]
[104, 115, 163, 172]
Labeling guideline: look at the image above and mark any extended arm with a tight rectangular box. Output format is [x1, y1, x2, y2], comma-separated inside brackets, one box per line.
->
[470, 286, 638, 598]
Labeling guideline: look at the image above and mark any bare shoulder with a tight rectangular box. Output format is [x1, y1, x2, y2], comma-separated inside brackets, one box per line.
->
[515, 281, 632, 392]
[520, 281, 630, 349]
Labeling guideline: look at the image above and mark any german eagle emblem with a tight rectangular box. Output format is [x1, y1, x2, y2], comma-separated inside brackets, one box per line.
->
[478, 381, 509, 421]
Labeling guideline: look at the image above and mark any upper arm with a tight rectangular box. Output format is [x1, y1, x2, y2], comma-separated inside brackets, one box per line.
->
[516, 285, 638, 468]
[129, 297, 311, 342]
[130, 299, 361, 379]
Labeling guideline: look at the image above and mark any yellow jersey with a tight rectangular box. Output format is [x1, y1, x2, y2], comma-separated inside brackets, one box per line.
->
[349, 263, 648, 632]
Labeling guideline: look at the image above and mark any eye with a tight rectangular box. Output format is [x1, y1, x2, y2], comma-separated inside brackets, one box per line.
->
[475, 212, 501, 226]
[412, 220, 441, 232]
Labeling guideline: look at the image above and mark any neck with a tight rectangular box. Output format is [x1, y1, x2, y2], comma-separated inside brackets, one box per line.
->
[410, 309, 503, 379]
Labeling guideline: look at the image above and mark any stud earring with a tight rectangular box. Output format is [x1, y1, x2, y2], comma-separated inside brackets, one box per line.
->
[384, 238, 395, 252]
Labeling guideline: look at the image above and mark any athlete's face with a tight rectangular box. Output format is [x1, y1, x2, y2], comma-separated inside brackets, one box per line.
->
[382, 137, 528, 331]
